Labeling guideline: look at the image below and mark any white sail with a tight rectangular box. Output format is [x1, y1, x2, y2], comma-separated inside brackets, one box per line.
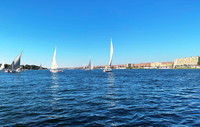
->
[40, 64, 42, 70]
[88, 58, 91, 69]
[103, 38, 113, 72]
[91, 64, 94, 69]
[9, 52, 22, 70]
[85, 58, 93, 70]
[108, 38, 113, 67]
[0, 63, 4, 70]
[51, 48, 59, 70]
[173, 59, 177, 68]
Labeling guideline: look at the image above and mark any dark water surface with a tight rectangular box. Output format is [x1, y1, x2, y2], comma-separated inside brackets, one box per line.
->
[1, 69, 200, 126]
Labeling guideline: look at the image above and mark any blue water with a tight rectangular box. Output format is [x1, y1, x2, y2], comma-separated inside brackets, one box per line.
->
[1, 69, 200, 126]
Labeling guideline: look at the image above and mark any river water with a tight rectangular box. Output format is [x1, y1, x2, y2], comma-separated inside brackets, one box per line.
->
[0, 69, 200, 126]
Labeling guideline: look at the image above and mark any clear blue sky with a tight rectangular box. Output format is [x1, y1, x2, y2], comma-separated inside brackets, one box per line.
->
[0, 0, 200, 67]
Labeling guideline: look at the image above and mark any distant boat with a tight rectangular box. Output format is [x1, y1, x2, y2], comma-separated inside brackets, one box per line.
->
[50, 48, 63, 73]
[173, 60, 177, 68]
[85, 58, 93, 71]
[0, 63, 5, 71]
[82, 65, 86, 70]
[39, 64, 42, 70]
[103, 38, 113, 72]
[5, 51, 23, 73]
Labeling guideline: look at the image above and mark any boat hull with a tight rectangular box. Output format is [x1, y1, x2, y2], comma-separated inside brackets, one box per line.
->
[5, 69, 17, 73]
[85, 68, 93, 71]
[103, 68, 112, 72]
[50, 69, 63, 73]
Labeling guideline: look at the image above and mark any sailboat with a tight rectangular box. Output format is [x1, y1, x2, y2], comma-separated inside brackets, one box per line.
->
[5, 51, 23, 73]
[0, 63, 5, 71]
[50, 47, 63, 73]
[103, 38, 113, 72]
[39, 64, 42, 70]
[173, 59, 177, 69]
[82, 65, 86, 70]
[85, 58, 93, 71]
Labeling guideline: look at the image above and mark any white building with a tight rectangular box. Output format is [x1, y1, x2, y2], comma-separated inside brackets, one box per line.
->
[174, 56, 200, 68]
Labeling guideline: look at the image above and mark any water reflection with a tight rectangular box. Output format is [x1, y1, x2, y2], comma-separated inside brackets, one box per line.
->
[105, 72, 118, 126]
[48, 73, 61, 119]
[106, 72, 116, 108]
[51, 73, 59, 101]
[52, 73, 58, 86]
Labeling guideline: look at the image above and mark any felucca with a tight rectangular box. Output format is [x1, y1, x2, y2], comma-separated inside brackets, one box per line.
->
[103, 38, 113, 72]
[50, 47, 63, 73]
[0, 63, 5, 71]
[5, 51, 23, 73]
[39, 64, 42, 70]
[85, 57, 93, 71]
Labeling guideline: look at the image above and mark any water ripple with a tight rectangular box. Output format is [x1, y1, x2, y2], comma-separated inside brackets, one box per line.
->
[1, 69, 200, 126]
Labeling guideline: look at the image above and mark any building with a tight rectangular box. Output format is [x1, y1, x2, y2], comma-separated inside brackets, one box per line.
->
[134, 63, 151, 68]
[125, 63, 134, 68]
[94, 65, 105, 69]
[161, 62, 174, 68]
[151, 62, 162, 67]
[151, 62, 174, 68]
[174, 56, 200, 68]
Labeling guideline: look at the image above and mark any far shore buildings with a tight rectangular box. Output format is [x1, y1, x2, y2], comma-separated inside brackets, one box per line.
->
[122, 62, 173, 69]
[74, 56, 200, 69]
[134, 63, 151, 68]
[125, 56, 200, 69]
[151, 62, 174, 68]
[174, 56, 200, 68]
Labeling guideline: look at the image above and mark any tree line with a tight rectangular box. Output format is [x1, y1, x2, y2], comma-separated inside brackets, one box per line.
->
[1, 64, 47, 70]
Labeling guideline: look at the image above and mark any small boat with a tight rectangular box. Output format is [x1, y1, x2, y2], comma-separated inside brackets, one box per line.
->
[5, 69, 15, 73]
[5, 51, 23, 73]
[103, 68, 112, 72]
[103, 38, 113, 72]
[85, 58, 93, 71]
[39, 64, 42, 70]
[16, 66, 23, 72]
[82, 65, 86, 70]
[173, 59, 177, 68]
[0, 63, 5, 71]
[50, 47, 63, 73]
